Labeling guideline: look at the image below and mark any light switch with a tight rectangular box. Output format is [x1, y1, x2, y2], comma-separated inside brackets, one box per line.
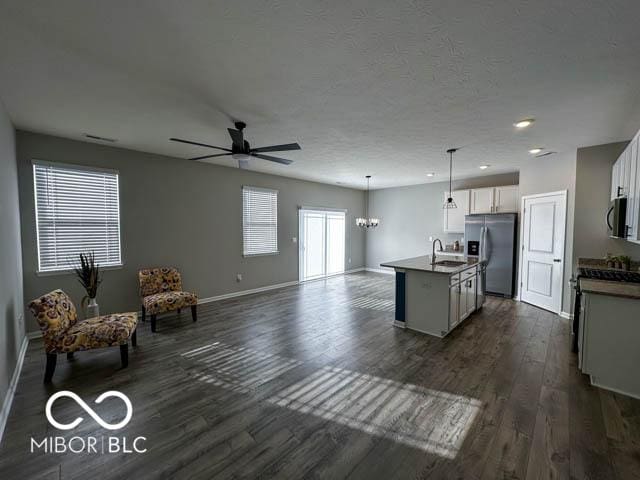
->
[292, 237, 297, 243]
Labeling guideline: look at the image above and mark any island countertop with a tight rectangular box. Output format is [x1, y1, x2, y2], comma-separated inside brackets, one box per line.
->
[380, 255, 481, 275]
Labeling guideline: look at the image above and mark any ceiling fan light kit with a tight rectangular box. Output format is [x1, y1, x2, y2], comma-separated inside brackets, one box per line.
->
[356, 175, 380, 229]
[170, 120, 300, 168]
[443, 148, 458, 209]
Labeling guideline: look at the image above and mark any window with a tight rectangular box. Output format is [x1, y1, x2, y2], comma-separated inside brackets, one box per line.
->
[33, 161, 122, 272]
[242, 186, 278, 256]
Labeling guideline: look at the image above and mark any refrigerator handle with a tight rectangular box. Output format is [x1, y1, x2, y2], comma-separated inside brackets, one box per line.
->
[480, 226, 487, 262]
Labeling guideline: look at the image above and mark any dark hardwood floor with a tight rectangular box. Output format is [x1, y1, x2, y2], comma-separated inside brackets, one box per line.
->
[1, 272, 639, 479]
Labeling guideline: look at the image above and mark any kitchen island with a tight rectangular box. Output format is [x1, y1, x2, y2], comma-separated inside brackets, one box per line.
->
[381, 255, 485, 337]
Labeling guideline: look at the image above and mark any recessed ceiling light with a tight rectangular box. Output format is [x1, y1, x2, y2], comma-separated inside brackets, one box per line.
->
[528, 148, 543, 154]
[426, 172, 435, 177]
[479, 165, 490, 170]
[514, 118, 535, 129]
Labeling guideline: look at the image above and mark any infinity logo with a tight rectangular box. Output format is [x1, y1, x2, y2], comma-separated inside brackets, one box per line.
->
[45, 391, 133, 431]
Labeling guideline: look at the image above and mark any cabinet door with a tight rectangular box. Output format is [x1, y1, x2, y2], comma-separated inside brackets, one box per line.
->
[494, 185, 519, 213]
[628, 135, 640, 242]
[470, 188, 494, 214]
[611, 158, 621, 200]
[621, 147, 631, 197]
[464, 277, 476, 317]
[443, 189, 470, 233]
[449, 284, 460, 329]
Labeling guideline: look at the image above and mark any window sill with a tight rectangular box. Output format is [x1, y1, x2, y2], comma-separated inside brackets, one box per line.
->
[36, 264, 124, 277]
[243, 252, 280, 258]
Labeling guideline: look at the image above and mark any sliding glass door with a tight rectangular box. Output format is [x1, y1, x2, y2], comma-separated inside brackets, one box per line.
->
[299, 209, 346, 281]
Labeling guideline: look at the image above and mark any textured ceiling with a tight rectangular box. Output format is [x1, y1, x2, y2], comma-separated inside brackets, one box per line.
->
[1, 0, 640, 189]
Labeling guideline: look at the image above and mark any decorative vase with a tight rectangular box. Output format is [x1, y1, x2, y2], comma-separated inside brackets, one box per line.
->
[86, 297, 100, 318]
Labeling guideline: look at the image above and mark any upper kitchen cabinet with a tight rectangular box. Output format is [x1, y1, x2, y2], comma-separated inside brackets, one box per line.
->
[609, 131, 640, 244]
[470, 185, 520, 214]
[625, 133, 640, 243]
[443, 189, 470, 233]
[470, 187, 494, 214]
[494, 185, 520, 213]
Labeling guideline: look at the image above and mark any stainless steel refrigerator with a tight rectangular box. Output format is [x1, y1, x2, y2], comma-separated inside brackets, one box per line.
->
[464, 213, 518, 297]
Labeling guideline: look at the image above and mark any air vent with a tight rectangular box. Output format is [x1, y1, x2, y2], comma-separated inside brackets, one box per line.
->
[535, 151, 556, 158]
[84, 134, 117, 143]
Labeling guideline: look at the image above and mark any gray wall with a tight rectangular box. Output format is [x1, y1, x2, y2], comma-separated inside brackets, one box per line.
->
[573, 141, 640, 263]
[519, 151, 577, 314]
[16, 131, 366, 333]
[0, 102, 24, 412]
[365, 172, 519, 271]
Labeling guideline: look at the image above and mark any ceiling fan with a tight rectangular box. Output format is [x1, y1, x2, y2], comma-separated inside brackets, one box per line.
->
[170, 121, 300, 168]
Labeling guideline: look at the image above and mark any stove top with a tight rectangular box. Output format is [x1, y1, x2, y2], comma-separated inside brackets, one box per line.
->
[579, 267, 640, 283]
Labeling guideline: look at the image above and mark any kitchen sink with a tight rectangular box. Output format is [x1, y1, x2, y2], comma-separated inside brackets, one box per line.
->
[432, 260, 467, 267]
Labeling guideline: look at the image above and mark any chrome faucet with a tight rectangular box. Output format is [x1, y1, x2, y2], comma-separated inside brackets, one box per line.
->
[432, 238, 443, 264]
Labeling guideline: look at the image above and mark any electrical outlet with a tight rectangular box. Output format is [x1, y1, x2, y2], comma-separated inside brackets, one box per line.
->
[236, 274, 242, 282]
[292, 237, 297, 243]
[428, 236, 434, 242]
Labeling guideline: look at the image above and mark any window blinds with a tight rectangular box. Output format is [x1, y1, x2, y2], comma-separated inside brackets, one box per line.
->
[33, 162, 122, 272]
[242, 186, 278, 256]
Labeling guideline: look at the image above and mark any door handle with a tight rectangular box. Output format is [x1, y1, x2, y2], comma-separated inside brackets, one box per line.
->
[553, 259, 562, 263]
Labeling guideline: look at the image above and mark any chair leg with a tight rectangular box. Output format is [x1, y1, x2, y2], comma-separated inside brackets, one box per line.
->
[141, 305, 146, 322]
[151, 315, 157, 333]
[44, 354, 57, 383]
[120, 343, 129, 368]
[131, 328, 137, 347]
[191, 305, 197, 322]
[67, 352, 74, 360]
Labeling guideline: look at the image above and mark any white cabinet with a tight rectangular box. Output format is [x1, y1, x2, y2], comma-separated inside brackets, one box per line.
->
[627, 135, 639, 241]
[494, 185, 520, 213]
[611, 158, 621, 200]
[449, 284, 461, 329]
[443, 189, 470, 233]
[470, 188, 494, 214]
[444, 185, 519, 232]
[609, 132, 640, 243]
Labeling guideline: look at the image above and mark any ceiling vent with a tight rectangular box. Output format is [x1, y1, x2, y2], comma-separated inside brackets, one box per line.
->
[84, 133, 117, 143]
[535, 151, 556, 158]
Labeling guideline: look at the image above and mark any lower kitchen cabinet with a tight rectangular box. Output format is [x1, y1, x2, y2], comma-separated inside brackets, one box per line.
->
[579, 292, 640, 398]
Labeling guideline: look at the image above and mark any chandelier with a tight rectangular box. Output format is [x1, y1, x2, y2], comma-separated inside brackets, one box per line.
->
[443, 148, 458, 209]
[356, 175, 379, 228]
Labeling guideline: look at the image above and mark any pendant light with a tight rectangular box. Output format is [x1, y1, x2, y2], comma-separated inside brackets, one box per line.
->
[356, 175, 379, 228]
[443, 148, 458, 209]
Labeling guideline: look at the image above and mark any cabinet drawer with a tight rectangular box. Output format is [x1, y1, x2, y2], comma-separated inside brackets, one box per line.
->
[460, 267, 477, 280]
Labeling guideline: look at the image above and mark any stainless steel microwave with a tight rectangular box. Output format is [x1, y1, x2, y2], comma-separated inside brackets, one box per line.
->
[607, 197, 627, 238]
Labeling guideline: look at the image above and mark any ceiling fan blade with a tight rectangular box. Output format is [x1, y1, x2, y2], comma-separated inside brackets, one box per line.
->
[227, 128, 244, 148]
[238, 159, 250, 169]
[189, 153, 232, 161]
[251, 153, 293, 165]
[170, 138, 232, 152]
[250, 142, 301, 153]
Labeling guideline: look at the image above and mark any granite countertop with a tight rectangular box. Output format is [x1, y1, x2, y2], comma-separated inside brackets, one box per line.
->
[577, 257, 640, 299]
[380, 255, 480, 275]
[579, 279, 640, 299]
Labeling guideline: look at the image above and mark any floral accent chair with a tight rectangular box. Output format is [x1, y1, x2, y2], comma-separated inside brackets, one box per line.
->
[28, 289, 138, 383]
[138, 267, 198, 332]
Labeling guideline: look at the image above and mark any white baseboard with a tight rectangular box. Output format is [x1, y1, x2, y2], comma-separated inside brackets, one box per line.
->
[559, 311, 573, 319]
[365, 267, 394, 275]
[198, 280, 300, 304]
[27, 331, 41, 340]
[197, 268, 366, 305]
[0, 334, 29, 446]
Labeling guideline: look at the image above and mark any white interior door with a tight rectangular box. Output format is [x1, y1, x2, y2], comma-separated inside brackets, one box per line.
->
[520, 191, 567, 313]
[299, 209, 346, 281]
